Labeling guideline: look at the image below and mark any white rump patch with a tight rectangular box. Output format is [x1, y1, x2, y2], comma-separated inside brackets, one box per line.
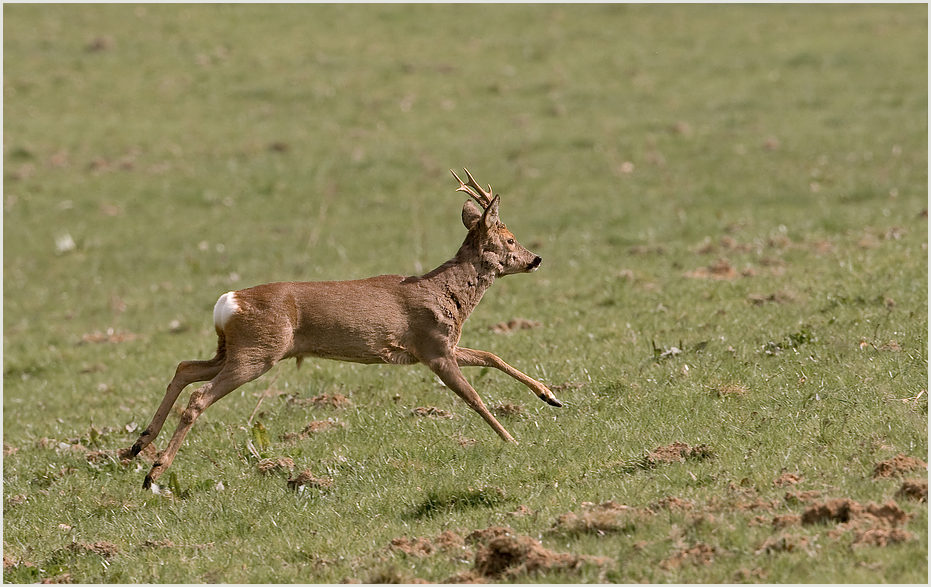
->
[213, 291, 239, 330]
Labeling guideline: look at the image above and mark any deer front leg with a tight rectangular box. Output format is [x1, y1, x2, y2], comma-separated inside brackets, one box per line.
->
[455, 347, 562, 407]
[424, 356, 517, 444]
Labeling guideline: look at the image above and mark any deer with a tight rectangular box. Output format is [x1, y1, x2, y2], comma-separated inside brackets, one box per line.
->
[124, 169, 563, 489]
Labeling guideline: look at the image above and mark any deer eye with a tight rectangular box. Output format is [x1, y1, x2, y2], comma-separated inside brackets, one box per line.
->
[506, 238, 515, 245]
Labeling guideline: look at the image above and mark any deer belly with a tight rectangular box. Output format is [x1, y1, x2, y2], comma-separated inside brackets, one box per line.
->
[289, 329, 416, 365]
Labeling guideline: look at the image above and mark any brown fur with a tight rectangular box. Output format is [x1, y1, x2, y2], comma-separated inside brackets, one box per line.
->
[127, 170, 561, 489]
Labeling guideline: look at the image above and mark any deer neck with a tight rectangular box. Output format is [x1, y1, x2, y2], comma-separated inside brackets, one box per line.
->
[414, 243, 497, 324]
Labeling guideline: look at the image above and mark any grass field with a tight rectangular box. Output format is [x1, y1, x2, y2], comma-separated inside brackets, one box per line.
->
[3, 4, 928, 583]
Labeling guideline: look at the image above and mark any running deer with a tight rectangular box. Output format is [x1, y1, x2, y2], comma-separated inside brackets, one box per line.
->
[125, 169, 562, 489]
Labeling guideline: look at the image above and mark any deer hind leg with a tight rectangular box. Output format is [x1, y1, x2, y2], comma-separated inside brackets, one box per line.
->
[127, 355, 225, 459]
[455, 347, 563, 407]
[142, 358, 274, 489]
[424, 356, 516, 444]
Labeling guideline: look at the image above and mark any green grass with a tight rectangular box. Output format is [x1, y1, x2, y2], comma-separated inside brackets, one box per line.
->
[3, 4, 927, 583]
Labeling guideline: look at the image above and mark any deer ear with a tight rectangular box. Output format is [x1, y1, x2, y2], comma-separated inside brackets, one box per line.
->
[481, 195, 500, 230]
[462, 199, 483, 230]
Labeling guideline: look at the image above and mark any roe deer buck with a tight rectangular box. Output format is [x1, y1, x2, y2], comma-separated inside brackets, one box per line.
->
[125, 169, 562, 489]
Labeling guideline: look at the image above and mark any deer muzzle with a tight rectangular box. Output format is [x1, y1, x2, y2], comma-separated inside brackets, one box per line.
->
[527, 256, 542, 272]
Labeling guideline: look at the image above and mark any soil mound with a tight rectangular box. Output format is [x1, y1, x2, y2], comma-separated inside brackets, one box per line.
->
[281, 419, 345, 442]
[549, 501, 639, 536]
[896, 479, 928, 502]
[852, 527, 915, 547]
[256, 457, 294, 475]
[287, 470, 333, 490]
[756, 533, 811, 555]
[472, 529, 607, 579]
[660, 542, 715, 569]
[411, 406, 454, 419]
[801, 498, 909, 527]
[389, 536, 435, 557]
[773, 472, 802, 487]
[645, 442, 714, 466]
[389, 530, 466, 558]
[872, 454, 927, 478]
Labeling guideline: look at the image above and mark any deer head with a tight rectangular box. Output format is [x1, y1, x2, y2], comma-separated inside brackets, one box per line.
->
[451, 168, 542, 276]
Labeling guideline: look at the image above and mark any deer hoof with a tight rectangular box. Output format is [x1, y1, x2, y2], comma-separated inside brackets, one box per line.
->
[541, 395, 563, 407]
[143, 462, 163, 490]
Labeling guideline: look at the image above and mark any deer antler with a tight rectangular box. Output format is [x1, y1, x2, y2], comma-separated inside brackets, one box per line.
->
[450, 168, 495, 208]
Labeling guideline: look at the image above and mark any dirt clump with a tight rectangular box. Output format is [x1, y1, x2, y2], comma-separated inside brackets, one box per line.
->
[389, 530, 466, 558]
[801, 498, 914, 546]
[389, 536, 435, 557]
[445, 570, 487, 583]
[755, 533, 811, 555]
[287, 470, 333, 490]
[301, 419, 342, 434]
[645, 442, 713, 466]
[257, 457, 294, 475]
[491, 403, 523, 417]
[3, 553, 35, 571]
[852, 527, 915, 547]
[281, 419, 344, 441]
[896, 479, 928, 502]
[466, 526, 515, 545]
[650, 496, 694, 511]
[471, 527, 609, 579]
[711, 382, 748, 397]
[784, 490, 821, 504]
[747, 291, 793, 305]
[684, 258, 740, 280]
[549, 501, 640, 536]
[433, 530, 466, 551]
[139, 539, 175, 549]
[489, 318, 541, 334]
[733, 567, 768, 582]
[509, 504, 534, 517]
[366, 566, 428, 584]
[872, 454, 927, 478]
[771, 514, 801, 529]
[801, 498, 859, 525]
[69, 541, 119, 558]
[6, 494, 27, 506]
[411, 406, 454, 419]
[289, 393, 351, 409]
[773, 472, 802, 487]
[660, 542, 716, 569]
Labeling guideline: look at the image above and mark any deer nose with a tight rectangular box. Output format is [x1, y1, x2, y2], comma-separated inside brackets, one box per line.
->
[528, 256, 542, 271]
